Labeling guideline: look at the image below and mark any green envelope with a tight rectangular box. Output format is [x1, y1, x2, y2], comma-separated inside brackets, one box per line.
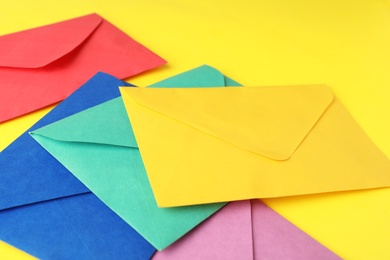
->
[31, 65, 239, 250]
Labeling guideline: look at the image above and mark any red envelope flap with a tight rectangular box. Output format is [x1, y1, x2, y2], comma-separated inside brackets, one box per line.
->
[0, 14, 102, 68]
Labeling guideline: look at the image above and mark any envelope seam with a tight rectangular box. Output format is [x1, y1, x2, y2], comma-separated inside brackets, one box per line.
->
[30, 132, 137, 149]
[127, 92, 335, 161]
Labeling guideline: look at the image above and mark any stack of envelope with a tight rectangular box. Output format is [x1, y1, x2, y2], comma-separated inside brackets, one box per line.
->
[1, 13, 390, 260]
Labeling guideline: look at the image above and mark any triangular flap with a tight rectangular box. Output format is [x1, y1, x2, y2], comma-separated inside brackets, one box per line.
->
[31, 65, 230, 148]
[31, 98, 137, 148]
[0, 14, 102, 68]
[251, 200, 341, 259]
[122, 85, 334, 160]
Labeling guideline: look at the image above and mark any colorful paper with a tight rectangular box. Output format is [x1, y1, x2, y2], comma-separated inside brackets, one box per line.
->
[0, 241, 35, 260]
[153, 200, 341, 260]
[2, 1, 390, 259]
[0, 13, 165, 123]
[0, 193, 154, 259]
[153, 200, 253, 260]
[120, 85, 390, 207]
[30, 65, 237, 250]
[0, 73, 155, 259]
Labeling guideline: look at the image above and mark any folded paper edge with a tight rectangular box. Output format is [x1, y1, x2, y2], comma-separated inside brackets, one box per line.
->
[0, 13, 102, 68]
[120, 85, 335, 161]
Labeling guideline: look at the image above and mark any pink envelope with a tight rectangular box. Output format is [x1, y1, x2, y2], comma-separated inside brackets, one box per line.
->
[0, 13, 165, 122]
[153, 200, 341, 260]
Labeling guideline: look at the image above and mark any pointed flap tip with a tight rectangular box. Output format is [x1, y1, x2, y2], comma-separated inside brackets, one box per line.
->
[122, 85, 334, 161]
[0, 13, 102, 68]
[31, 98, 138, 148]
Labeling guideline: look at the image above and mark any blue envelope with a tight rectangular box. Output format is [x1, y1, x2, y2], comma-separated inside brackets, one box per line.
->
[30, 65, 234, 250]
[0, 72, 155, 259]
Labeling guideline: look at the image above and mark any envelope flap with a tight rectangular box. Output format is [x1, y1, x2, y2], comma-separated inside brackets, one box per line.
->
[123, 85, 334, 160]
[31, 98, 138, 148]
[0, 14, 102, 68]
[31, 65, 233, 148]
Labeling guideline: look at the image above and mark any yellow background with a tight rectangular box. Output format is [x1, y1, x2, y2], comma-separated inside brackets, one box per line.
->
[1, 0, 389, 259]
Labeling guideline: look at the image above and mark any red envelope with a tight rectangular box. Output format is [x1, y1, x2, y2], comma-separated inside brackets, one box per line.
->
[0, 13, 165, 122]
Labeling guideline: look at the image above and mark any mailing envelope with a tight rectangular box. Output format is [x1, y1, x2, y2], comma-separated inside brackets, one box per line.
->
[120, 85, 390, 207]
[0, 72, 155, 259]
[30, 65, 233, 250]
[153, 200, 341, 260]
[0, 13, 165, 123]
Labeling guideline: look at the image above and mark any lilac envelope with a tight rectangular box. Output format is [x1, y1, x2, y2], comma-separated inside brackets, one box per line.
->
[153, 200, 341, 260]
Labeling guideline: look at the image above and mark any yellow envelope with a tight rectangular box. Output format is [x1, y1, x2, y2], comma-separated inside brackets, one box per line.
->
[120, 85, 390, 207]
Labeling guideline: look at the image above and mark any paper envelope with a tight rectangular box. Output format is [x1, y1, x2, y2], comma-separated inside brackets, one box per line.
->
[153, 200, 341, 260]
[0, 13, 165, 123]
[30, 65, 234, 250]
[120, 85, 390, 207]
[0, 72, 155, 259]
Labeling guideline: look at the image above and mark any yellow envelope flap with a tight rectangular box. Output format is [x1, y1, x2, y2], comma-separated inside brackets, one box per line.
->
[124, 85, 334, 160]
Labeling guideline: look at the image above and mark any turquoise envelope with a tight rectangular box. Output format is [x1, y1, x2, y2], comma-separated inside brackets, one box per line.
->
[31, 65, 237, 250]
